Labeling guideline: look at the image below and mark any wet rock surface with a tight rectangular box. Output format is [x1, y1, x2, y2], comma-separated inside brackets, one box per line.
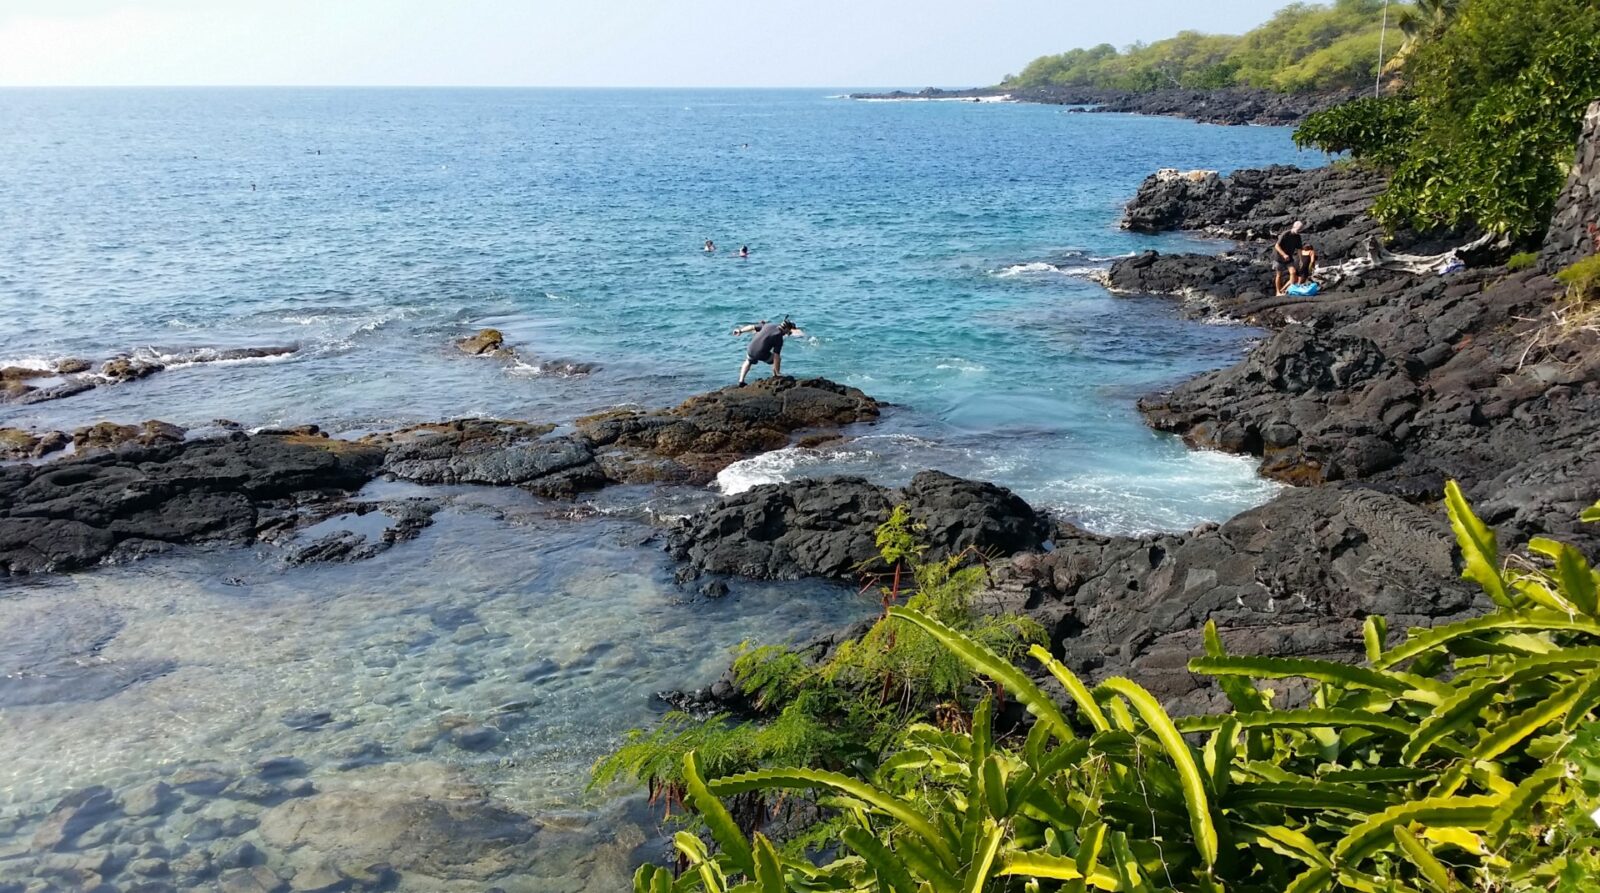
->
[372, 375, 880, 498]
[453, 327, 599, 377]
[669, 470, 1047, 581]
[0, 346, 300, 406]
[995, 486, 1485, 715]
[0, 432, 384, 575]
[0, 377, 880, 576]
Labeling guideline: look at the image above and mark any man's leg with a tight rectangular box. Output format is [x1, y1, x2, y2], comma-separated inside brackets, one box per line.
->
[738, 358, 752, 385]
[1275, 266, 1285, 295]
[770, 351, 782, 378]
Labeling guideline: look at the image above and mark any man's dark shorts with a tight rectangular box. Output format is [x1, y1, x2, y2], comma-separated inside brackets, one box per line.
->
[748, 346, 780, 365]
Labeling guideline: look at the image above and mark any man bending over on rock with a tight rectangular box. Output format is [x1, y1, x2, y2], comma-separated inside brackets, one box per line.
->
[1273, 220, 1306, 296]
[732, 318, 805, 386]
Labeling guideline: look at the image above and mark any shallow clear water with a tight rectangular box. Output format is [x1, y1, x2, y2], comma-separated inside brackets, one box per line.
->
[0, 89, 1318, 889]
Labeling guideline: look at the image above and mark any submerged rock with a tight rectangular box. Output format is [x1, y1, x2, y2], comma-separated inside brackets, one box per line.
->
[256, 764, 540, 884]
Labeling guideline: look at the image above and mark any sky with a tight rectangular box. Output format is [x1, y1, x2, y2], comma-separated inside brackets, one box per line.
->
[0, 0, 1293, 88]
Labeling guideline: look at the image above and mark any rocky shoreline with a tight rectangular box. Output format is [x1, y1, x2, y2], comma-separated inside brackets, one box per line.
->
[661, 105, 1600, 714]
[849, 86, 1362, 126]
[0, 375, 880, 576]
[3, 103, 1596, 893]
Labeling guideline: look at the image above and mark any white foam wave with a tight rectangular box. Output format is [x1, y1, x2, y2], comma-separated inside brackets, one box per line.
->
[934, 359, 988, 373]
[120, 346, 301, 372]
[994, 261, 1108, 279]
[0, 356, 63, 371]
[855, 95, 1013, 104]
[715, 447, 827, 494]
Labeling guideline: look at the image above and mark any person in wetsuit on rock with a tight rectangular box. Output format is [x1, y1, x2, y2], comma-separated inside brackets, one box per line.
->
[732, 318, 805, 386]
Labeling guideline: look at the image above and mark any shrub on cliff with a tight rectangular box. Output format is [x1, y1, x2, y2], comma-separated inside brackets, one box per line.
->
[635, 484, 1600, 892]
[1296, 0, 1600, 241]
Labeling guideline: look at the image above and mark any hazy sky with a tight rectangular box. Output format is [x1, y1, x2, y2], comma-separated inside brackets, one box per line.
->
[0, 1, 1291, 88]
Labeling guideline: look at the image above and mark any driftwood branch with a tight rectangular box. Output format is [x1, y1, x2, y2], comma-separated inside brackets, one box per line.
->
[1322, 233, 1499, 284]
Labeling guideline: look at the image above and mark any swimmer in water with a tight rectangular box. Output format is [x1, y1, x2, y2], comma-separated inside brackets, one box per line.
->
[732, 317, 804, 385]
[704, 240, 716, 252]
[738, 245, 750, 258]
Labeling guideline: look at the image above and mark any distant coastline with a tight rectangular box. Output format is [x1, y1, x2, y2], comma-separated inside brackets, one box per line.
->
[847, 85, 1362, 127]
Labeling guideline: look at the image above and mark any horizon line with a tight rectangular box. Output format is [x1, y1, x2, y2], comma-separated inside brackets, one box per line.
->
[0, 84, 977, 91]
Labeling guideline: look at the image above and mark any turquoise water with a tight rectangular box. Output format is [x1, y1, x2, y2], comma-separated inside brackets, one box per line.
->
[0, 90, 1320, 890]
[0, 88, 1318, 530]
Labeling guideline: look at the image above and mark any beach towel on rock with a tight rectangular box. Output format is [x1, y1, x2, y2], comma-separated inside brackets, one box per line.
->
[1286, 281, 1320, 297]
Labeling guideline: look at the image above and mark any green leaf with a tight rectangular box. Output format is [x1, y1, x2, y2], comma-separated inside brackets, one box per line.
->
[1235, 823, 1332, 869]
[1187, 655, 1421, 696]
[840, 827, 919, 893]
[1375, 610, 1600, 670]
[1228, 782, 1392, 813]
[684, 751, 756, 877]
[1364, 615, 1389, 664]
[1564, 671, 1600, 732]
[1486, 760, 1567, 849]
[1530, 536, 1600, 616]
[1444, 480, 1511, 607]
[963, 820, 1005, 893]
[1075, 822, 1109, 892]
[1203, 620, 1270, 712]
[897, 836, 962, 893]
[981, 755, 1008, 819]
[1330, 794, 1503, 868]
[1284, 865, 1334, 893]
[1029, 644, 1111, 732]
[1391, 825, 1459, 892]
[1581, 500, 1600, 523]
[1404, 675, 1503, 765]
[1204, 717, 1238, 799]
[752, 835, 784, 893]
[1180, 708, 1415, 736]
[888, 607, 1075, 742]
[996, 851, 1119, 890]
[1470, 675, 1590, 762]
[1100, 676, 1219, 870]
[709, 766, 956, 870]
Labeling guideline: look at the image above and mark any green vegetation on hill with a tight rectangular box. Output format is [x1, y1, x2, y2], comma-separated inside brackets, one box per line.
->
[1295, 0, 1600, 240]
[1001, 0, 1399, 94]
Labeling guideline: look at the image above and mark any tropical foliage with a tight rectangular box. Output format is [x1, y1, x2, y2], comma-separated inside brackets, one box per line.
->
[1294, 0, 1600, 240]
[631, 483, 1600, 892]
[591, 506, 1042, 834]
[1002, 1, 1397, 94]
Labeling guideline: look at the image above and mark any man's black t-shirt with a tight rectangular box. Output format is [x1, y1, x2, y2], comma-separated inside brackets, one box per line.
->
[747, 323, 786, 362]
[1276, 230, 1304, 259]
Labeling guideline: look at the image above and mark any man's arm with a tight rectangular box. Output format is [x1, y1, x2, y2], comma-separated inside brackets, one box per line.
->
[730, 322, 762, 336]
[1275, 238, 1290, 260]
[786, 328, 807, 338]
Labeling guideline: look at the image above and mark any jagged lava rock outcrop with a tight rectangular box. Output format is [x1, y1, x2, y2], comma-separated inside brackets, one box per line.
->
[371, 376, 880, 498]
[1541, 100, 1600, 271]
[0, 432, 383, 575]
[668, 471, 1047, 580]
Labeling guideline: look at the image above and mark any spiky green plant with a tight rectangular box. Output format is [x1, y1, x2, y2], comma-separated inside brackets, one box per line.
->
[637, 483, 1600, 891]
[592, 502, 1043, 839]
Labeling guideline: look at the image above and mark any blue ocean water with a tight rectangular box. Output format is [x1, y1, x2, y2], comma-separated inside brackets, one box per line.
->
[0, 88, 1318, 531]
[0, 90, 1323, 890]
